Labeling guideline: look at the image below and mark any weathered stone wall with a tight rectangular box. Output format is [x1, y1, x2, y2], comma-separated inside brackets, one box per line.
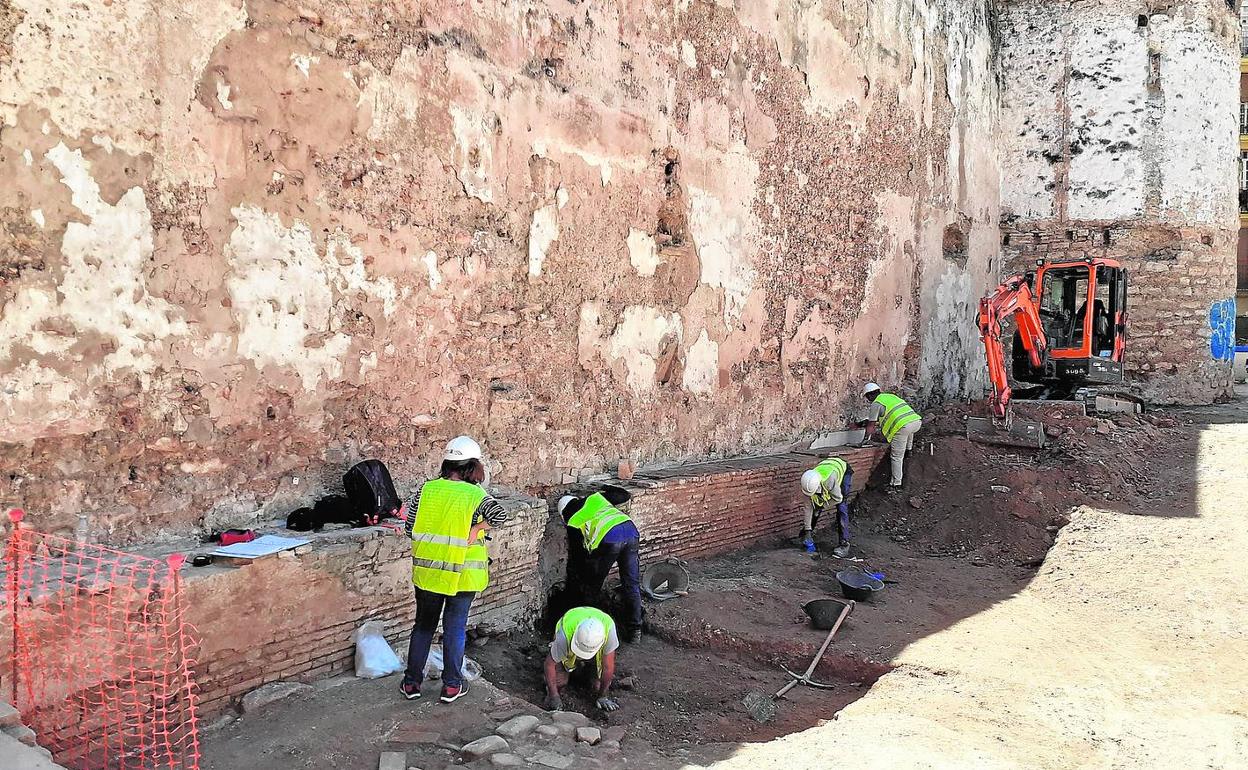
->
[0, 0, 1000, 541]
[997, 0, 1239, 404]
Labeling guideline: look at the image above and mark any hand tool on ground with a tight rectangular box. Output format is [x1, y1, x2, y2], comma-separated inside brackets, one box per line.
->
[743, 599, 854, 722]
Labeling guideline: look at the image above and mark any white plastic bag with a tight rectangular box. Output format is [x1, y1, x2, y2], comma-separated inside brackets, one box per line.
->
[352, 621, 403, 679]
[422, 643, 483, 682]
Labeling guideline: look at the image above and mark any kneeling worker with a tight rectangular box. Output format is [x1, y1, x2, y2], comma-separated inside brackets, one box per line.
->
[543, 607, 621, 712]
[860, 382, 922, 492]
[800, 457, 853, 557]
[558, 486, 642, 642]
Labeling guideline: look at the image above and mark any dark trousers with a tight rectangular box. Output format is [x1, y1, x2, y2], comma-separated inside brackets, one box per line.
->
[813, 467, 853, 543]
[405, 587, 474, 688]
[583, 537, 644, 633]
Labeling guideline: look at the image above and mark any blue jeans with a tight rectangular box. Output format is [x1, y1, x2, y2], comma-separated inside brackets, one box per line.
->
[405, 588, 475, 688]
[584, 538, 643, 634]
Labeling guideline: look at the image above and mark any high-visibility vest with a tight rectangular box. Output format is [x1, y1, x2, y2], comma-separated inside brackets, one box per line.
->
[558, 607, 615, 676]
[874, 392, 921, 442]
[566, 493, 633, 551]
[410, 479, 490, 595]
[810, 458, 848, 509]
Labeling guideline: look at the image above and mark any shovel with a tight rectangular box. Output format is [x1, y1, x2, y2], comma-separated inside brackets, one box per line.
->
[743, 599, 854, 722]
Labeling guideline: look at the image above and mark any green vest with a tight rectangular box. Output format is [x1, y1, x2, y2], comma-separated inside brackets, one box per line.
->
[410, 478, 490, 595]
[559, 607, 615, 676]
[874, 393, 921, 442]
[810, 458, 848, 509]
[566, 493, 633, 551]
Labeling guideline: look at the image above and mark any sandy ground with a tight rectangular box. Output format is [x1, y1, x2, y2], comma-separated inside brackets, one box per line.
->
[701, 394, 1248, 770]
[200, 393, 1248, 769]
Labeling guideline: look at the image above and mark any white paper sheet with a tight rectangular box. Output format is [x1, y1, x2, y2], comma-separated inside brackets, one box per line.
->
[210, 534, 310, 559]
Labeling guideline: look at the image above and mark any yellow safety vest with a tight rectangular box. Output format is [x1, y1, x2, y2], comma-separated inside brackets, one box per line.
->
[566, 493, 633, 551]
[874, 393, 921, 442]
[558, 607, 615, 676]
[810, 458, 848, 509]
[410, 479, 490, 595]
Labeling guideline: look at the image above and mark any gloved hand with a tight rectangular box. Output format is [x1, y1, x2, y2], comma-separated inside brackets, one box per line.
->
[544, 693, 563, 711]
[596, 696, 620, 712]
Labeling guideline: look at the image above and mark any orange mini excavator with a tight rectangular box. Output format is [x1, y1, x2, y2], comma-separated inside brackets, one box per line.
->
[970, 257, 1132, 446]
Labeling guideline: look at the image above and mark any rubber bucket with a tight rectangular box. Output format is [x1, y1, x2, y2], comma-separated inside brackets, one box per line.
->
[836, 570, 884, 601]
[642, 558, 690, 600]
[802, 598, 853, 630]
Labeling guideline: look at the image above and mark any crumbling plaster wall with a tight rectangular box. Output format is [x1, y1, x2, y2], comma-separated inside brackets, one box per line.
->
[0, 0, 999, 541]
[998, 0, 1238, 403]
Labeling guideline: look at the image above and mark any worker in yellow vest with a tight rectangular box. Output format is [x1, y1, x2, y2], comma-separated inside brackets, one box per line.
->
[860, 383, 923, 492]
[399, 436, 508, 704]
[800, 457, 854, 557]
[557, 486, 643, 642]
[543, 606, 621, 712]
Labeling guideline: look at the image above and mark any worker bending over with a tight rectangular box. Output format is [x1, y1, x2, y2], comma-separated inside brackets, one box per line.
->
[800, 457, 853, 557]
[860, 383, 922, 491]
[543, 607, 621, 713]
[558, 486, 643, 642]
[400, 436, 507, 704]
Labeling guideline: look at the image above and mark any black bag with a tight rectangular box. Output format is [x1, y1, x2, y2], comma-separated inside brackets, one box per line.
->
[286, 495, 355, 531]
[343, 459, 400, 526]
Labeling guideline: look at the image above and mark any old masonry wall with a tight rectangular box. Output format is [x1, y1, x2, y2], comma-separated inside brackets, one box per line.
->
[0, 0, 999, 541]
[997, 0, 1239, 404]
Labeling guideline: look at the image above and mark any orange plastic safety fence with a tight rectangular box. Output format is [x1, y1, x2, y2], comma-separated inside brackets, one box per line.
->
[4, 509, 201, 770]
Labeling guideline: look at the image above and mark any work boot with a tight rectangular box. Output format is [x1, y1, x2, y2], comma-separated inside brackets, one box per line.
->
[832, 541, 852, 558]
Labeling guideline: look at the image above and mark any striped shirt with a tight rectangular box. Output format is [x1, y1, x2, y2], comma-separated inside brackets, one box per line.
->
[403, 483, 508, 540]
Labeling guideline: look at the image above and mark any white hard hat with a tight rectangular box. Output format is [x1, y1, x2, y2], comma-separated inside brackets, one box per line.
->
[800, 469, 823, 497]
[557, 495, 576, 517]
[570, 618, 606, 659]
[443, 435, 483, 462]
[863, 382, 881, 396]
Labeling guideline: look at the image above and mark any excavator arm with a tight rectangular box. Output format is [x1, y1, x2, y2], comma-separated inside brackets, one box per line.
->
[976, 274, 1050, 418]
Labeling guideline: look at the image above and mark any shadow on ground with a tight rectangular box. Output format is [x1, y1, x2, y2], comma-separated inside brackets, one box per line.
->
[200, 395, 1240, 769]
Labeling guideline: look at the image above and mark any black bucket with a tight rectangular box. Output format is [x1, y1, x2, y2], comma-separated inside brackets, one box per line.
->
[836, 570, 884, 602]
[802, 598, 853, 630]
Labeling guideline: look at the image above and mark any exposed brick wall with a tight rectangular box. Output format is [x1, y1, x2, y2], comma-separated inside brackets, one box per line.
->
[4, 445, 886, 728]
[1000, 221, 1235, 403]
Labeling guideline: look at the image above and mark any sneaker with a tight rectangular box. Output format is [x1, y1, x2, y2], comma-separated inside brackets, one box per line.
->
[885, 485, 902, 495]
[399, 679, 422, 700]
[440, 681, 469, 704]
[832, 542, 852, 558]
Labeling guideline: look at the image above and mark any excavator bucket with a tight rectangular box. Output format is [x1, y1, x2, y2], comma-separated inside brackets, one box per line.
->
[966, 416, 1047, 449]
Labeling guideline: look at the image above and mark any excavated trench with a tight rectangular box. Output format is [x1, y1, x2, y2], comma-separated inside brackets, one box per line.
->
[475, 408, 1184, 750]
[474, 516, 1052, 751]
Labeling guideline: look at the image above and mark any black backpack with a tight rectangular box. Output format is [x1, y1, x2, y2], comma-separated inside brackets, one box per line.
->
[343, 459, 400, 526]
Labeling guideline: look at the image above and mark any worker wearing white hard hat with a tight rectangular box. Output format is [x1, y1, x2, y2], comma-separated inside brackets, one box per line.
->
[799, 457, 854, 558]
[557, 486, 644, 643]
[858, 383, 923, 491]
[543, 606, 621, 713]
[400, 435, 509, 704]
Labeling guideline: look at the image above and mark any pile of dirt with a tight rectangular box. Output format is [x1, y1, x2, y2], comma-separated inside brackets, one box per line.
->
[855, 402, 1190, 566]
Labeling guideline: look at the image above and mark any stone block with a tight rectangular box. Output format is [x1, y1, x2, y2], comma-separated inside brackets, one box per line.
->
[532, 750, 575, 769]
[491, 754, 526, 767]
[575, 727, 601, 745]
[496, 714, 541, 739]
[379, 751, 406, 770]
[551, 710, 592, 727]
[240, 681, 311, 713]
[0, 702, 20, 728]
[461, 735, 509, 760]
[535, 724, 560, 738]
[7, 724, 37, 746]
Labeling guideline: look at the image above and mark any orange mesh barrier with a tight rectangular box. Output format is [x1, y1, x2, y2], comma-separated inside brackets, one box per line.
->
[4, 509, 201, 770]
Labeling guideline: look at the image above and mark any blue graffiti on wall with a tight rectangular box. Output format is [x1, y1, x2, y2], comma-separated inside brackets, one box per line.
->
[1209, 298, 1236, 361]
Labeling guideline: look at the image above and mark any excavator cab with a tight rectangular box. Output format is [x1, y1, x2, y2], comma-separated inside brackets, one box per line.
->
[1012, 258, 1128, 388]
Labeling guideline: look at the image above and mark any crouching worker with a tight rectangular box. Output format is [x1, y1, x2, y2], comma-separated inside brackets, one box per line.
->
[400, 435, 508, 704]
[800, 457, 853, 558]
[558, 486, 643, 642]
[543, 607, 621, 713]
